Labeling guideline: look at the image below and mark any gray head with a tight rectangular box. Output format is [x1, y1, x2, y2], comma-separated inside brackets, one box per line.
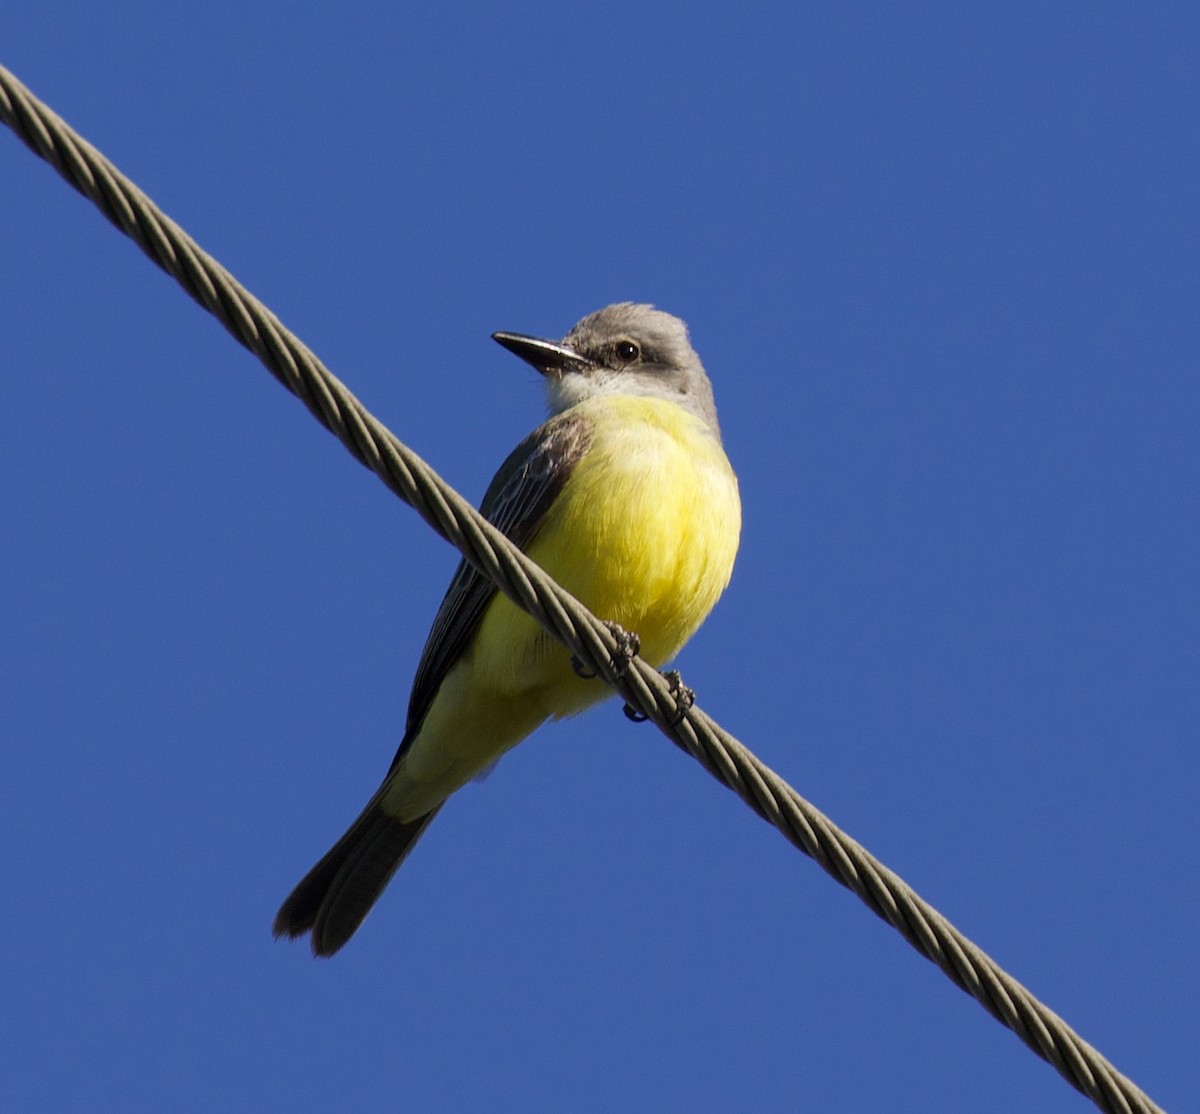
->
[492, 303, 721, 437]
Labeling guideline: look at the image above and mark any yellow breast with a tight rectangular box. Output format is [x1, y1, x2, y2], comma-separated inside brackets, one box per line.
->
[475, 394, 741, 696]
[393, 393, 741, 812]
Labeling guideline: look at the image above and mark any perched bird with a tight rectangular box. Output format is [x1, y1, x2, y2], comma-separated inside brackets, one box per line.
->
[274, 303, 741, 955]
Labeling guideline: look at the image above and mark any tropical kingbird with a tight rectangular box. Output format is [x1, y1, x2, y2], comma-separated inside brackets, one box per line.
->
[274, 303, 741, 955]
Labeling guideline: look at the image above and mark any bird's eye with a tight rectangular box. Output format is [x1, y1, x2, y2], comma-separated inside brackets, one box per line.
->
[615, 340, 640, 363]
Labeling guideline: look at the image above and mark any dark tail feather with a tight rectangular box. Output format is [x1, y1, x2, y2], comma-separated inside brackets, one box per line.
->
[274, 800, 442, 957]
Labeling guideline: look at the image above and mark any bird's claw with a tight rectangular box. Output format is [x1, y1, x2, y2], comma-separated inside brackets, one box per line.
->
[571, 622, 641, 680]
[623, 669, 695, 725]
[663, 670, 696, 725]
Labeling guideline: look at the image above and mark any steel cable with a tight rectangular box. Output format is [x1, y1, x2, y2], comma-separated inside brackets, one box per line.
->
[0, 63, 1164, 1114]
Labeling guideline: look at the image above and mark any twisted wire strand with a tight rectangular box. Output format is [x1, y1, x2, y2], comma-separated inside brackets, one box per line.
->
[0, 64, 1163, 1114]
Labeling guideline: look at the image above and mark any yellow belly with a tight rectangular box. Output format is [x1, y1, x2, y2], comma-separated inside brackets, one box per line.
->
[390, 395, 741, 816]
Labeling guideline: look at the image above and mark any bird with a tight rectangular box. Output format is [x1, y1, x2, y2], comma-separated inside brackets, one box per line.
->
[274, 303, 741, 955]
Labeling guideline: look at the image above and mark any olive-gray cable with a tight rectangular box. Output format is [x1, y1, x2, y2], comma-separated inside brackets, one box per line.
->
[0, 63, 1162, 1114]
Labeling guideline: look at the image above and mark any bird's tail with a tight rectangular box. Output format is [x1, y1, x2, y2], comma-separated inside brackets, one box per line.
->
[273, 799, 442, 956]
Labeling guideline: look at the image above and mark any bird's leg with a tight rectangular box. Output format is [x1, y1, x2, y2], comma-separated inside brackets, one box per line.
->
[571, 621, 640, 680]
[623, 669, 695, 725]
[662, 671, 696, 724]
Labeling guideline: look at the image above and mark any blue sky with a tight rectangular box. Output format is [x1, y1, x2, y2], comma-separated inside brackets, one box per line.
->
[2, 4, 1196, 1111]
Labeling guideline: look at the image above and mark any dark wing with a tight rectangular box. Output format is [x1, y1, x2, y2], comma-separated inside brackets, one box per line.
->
[389, 410, 591, 768]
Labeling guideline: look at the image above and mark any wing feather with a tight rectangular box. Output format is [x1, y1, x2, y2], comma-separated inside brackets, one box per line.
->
[388, 411, 590, 770]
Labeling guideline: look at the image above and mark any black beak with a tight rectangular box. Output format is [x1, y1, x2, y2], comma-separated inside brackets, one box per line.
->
[491, 331, 593, 377]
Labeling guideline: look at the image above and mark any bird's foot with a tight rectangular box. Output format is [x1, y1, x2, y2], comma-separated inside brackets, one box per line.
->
[571, 622, 641, 680]
[623, 669, 695, 725]
[663, 671, 696, 724]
